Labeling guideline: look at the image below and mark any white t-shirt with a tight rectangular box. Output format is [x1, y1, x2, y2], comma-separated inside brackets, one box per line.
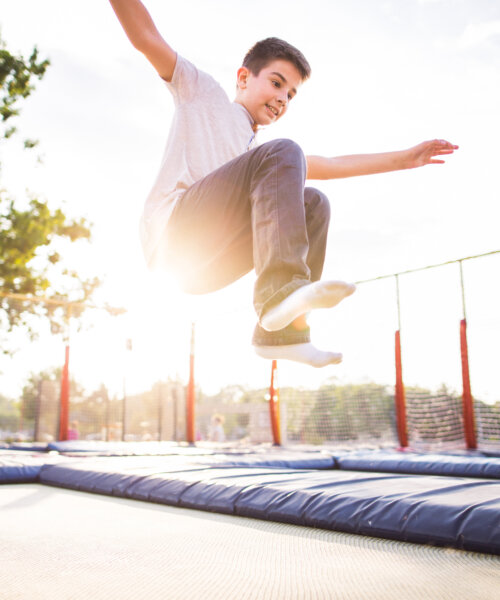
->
[140, 54, 257, 269]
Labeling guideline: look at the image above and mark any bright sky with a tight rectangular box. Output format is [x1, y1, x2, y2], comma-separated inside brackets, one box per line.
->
[1, 0, 499, 402]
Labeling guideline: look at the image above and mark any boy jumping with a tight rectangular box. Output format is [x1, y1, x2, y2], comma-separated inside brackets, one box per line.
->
[109, 0, 458, 368]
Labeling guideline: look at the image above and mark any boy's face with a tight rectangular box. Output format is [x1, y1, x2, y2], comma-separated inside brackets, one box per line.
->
[235, 59, 303, 127]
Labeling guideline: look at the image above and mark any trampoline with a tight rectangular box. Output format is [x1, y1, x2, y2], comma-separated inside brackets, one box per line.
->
[1, 443, 499, 599]
[1, 483, 499, 600]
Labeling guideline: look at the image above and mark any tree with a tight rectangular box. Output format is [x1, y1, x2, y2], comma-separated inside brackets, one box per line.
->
[0, 392, 19, 432]
[0, 35, 48, 146]
[0, 33, 101, 352]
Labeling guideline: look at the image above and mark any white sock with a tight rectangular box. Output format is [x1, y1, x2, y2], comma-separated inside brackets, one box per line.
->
[260, 280, 356, 332]
[254, 343, 342, 368]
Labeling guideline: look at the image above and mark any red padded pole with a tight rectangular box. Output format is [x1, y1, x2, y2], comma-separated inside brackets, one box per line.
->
[393, 275, 408, 449]
[269, 360, 281, 446]
[186, 322, 196, 444]
[19, 396, 24, 435]
[460, 318, 477, 449]
[395, 330, 408, 448]
[58, 344, 70, 441]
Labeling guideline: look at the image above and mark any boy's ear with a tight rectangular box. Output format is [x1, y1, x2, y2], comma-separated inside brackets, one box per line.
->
[236, 66, 250, 90]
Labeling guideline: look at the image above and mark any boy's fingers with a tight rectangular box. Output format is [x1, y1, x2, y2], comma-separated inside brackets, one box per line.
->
[434, 139, 458, 149]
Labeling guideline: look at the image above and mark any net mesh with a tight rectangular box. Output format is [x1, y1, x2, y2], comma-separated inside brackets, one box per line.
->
[196, 389, 272, 444]
[280, 384, 397, 448]
[121, 382, 186, 442]
[34, 379, 59, 442]
[475, 398, 500, 452]
[68, 382, 185, 441]
[31, 379, 186, 442]
[405, 390, 465, 451]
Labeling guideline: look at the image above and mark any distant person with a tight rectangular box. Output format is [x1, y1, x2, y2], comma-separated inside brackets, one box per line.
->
[67, 420, 79, 441]
[109, 0, 458, 367]
[208, 415, 226, 443]
[108, 422, 122, 442]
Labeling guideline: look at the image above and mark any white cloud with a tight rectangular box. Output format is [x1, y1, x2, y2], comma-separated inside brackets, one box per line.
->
[459, 20, 500, 48]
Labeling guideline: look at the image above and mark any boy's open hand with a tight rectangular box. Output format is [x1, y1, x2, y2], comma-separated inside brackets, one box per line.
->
[407, 139, 459, 168]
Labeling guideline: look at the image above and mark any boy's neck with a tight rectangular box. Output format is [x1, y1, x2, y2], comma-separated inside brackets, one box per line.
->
[234, 99, 259, 132]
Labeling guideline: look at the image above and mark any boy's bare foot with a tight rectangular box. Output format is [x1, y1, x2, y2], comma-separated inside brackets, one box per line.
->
[260, 280, 356, 332]
[254, 343, 342, 368]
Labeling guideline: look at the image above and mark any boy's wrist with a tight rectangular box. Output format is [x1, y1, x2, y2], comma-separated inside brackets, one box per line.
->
[399, 148, 414, 170]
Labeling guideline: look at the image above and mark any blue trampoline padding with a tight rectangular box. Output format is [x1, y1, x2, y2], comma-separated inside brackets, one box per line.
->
[195, 452, 335, 469]
[0, 453, 67, 483]
[335, 450, 500, 479]
[45, 441, 335, 468]
[38, 451, 334, 493]
[39, 456, 214, 494]
[46, 441, 277, 457]
[8, 442, 49, 452]
[47, 440, 190, 454]
[38, 457, 500, 554]
[0, 458, 43, 483]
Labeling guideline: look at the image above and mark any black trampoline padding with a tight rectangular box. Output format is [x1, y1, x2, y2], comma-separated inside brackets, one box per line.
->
[336, 450, 500, 479]
[39, 456, 500, 554]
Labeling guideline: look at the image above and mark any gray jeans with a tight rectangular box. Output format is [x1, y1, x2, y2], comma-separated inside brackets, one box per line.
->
[163, 138, 331, 346]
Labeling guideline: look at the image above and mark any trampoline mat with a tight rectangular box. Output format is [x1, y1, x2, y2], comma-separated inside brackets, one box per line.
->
[1, 484, 498, 600]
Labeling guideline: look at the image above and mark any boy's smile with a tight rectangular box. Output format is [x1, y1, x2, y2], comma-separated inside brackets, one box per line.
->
[235, 59, 303, 127]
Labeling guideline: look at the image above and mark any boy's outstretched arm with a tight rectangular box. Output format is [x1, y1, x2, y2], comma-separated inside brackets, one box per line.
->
[108, 0, 176, 81]
[306, 139, 458, 180]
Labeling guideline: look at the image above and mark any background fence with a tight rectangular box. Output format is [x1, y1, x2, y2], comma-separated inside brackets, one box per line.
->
[1, 251, 499, 452]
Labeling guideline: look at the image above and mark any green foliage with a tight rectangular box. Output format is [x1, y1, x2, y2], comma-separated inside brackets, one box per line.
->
[0, 33, 101, 352]
[20, 367, 67, 422]
[0, 191, 100, 349]
[282, 383, 395, 444]
[0, 37, 49, 145]
[0, 393, 19, 431]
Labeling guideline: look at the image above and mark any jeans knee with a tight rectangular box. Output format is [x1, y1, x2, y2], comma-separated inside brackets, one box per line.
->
[262, 138, 306, 169]
[305, 187, 331, 223]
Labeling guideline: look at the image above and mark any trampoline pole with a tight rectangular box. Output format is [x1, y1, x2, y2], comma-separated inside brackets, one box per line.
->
[121, 377, 127, 442]
[269, 360, 282, 446]
[394, 275, 408, 449]
[186, 322, 196, 445]
[122, 338, 132, 442]
[19, 394, 24, 437]
[34, 380, 42, 442]
[459, 261, 477, 449]
[58, 344, 70, 442]
[158, 387, 163, 442]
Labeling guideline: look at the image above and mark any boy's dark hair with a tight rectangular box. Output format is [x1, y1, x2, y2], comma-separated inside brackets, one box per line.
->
[243, 37, 311, 81]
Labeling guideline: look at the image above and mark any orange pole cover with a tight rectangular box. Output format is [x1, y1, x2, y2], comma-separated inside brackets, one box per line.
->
[186, 324, 196, 444]
[395, 331, 408, 448]
[59, 345, 70, 441]
[269, 360, 281, 446]
[460, 319, 477, 449]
